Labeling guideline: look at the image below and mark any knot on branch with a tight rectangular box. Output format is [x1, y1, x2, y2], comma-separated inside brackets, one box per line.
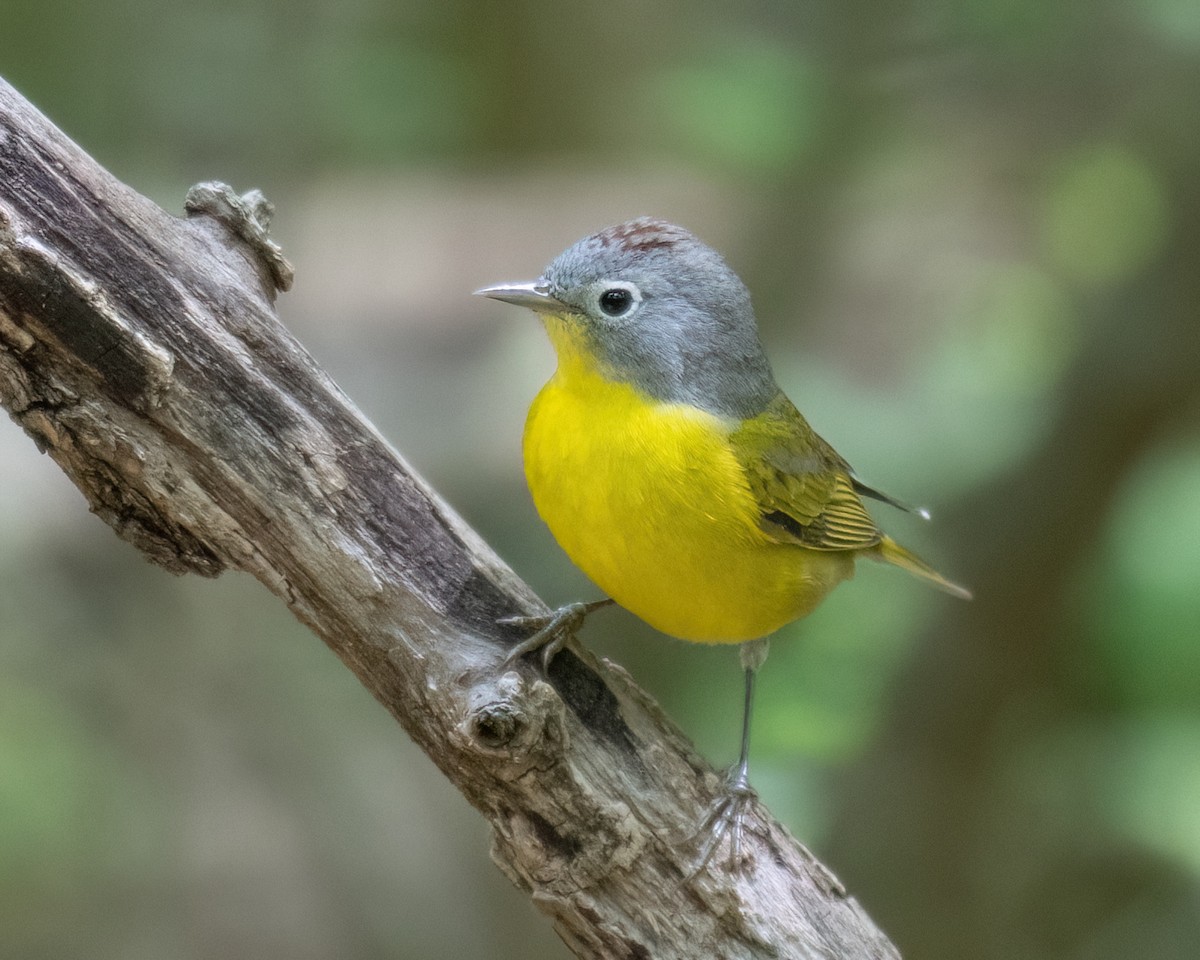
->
[184, 182, 294, 293]
[460, 671, 651, 897]
[459, 670, 567, 768]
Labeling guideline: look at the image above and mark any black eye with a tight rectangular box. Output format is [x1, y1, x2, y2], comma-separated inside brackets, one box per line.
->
[598, 287, 635, 317]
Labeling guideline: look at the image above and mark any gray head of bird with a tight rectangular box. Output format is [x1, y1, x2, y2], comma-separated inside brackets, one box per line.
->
[477, 217, 779, 418]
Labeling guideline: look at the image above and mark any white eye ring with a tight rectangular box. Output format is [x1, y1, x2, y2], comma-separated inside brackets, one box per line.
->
[595, 281, 642, 319]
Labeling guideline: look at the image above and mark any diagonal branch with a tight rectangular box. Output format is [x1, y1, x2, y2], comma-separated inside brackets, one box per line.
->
[0, 75, 897, 960]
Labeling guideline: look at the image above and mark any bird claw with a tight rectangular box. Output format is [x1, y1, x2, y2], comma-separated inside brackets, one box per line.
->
[689, 765, 762, 878]
[499, 599, 612, 670]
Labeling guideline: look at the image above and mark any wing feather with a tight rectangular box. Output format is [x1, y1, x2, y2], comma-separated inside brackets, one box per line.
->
[730, 392, 883, 552]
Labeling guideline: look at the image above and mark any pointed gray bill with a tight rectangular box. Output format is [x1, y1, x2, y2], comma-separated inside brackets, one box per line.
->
[474, 281, 568, 314]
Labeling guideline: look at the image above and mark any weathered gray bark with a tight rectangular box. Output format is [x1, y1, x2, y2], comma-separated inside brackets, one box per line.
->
[0, 76, 899, 960]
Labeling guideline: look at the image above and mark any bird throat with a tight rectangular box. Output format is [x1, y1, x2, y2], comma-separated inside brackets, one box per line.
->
[538, 309, 776, 422]
[539, 313, 597, 378]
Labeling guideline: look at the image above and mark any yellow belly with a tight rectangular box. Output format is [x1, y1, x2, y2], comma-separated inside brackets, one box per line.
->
[522, 366, 854, 643]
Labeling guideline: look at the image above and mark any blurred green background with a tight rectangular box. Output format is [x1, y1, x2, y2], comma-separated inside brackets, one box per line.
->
[3, 1, 1199, 958]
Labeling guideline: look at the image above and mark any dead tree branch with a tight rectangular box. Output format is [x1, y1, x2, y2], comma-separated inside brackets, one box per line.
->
[0, 76, 898, 960]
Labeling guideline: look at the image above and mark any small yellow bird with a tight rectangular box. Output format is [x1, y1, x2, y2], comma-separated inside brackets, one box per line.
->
[478, 217, 969, 866]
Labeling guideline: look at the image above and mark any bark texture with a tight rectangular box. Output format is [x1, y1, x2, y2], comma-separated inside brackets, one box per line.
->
[0, 76, 899, 960]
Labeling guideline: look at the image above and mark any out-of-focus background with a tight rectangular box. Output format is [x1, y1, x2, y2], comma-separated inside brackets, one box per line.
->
[3, 2, 1199, 958]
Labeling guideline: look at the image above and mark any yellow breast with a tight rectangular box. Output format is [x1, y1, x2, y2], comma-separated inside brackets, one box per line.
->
[522, 322, 853, 642]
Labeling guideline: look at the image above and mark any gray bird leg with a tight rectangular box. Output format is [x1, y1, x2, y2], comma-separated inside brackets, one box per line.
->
[692, 637, 770, 874]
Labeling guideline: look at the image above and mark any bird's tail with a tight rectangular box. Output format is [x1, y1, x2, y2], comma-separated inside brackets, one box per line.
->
[873, 536, 973, 600]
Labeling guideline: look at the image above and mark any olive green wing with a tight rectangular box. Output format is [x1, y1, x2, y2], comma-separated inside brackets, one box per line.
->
[730, 392, 883, 551]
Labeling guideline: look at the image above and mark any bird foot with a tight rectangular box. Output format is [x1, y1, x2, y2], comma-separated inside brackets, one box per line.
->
[498, 599, 612, 670]
[689, 765, 763, 877]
